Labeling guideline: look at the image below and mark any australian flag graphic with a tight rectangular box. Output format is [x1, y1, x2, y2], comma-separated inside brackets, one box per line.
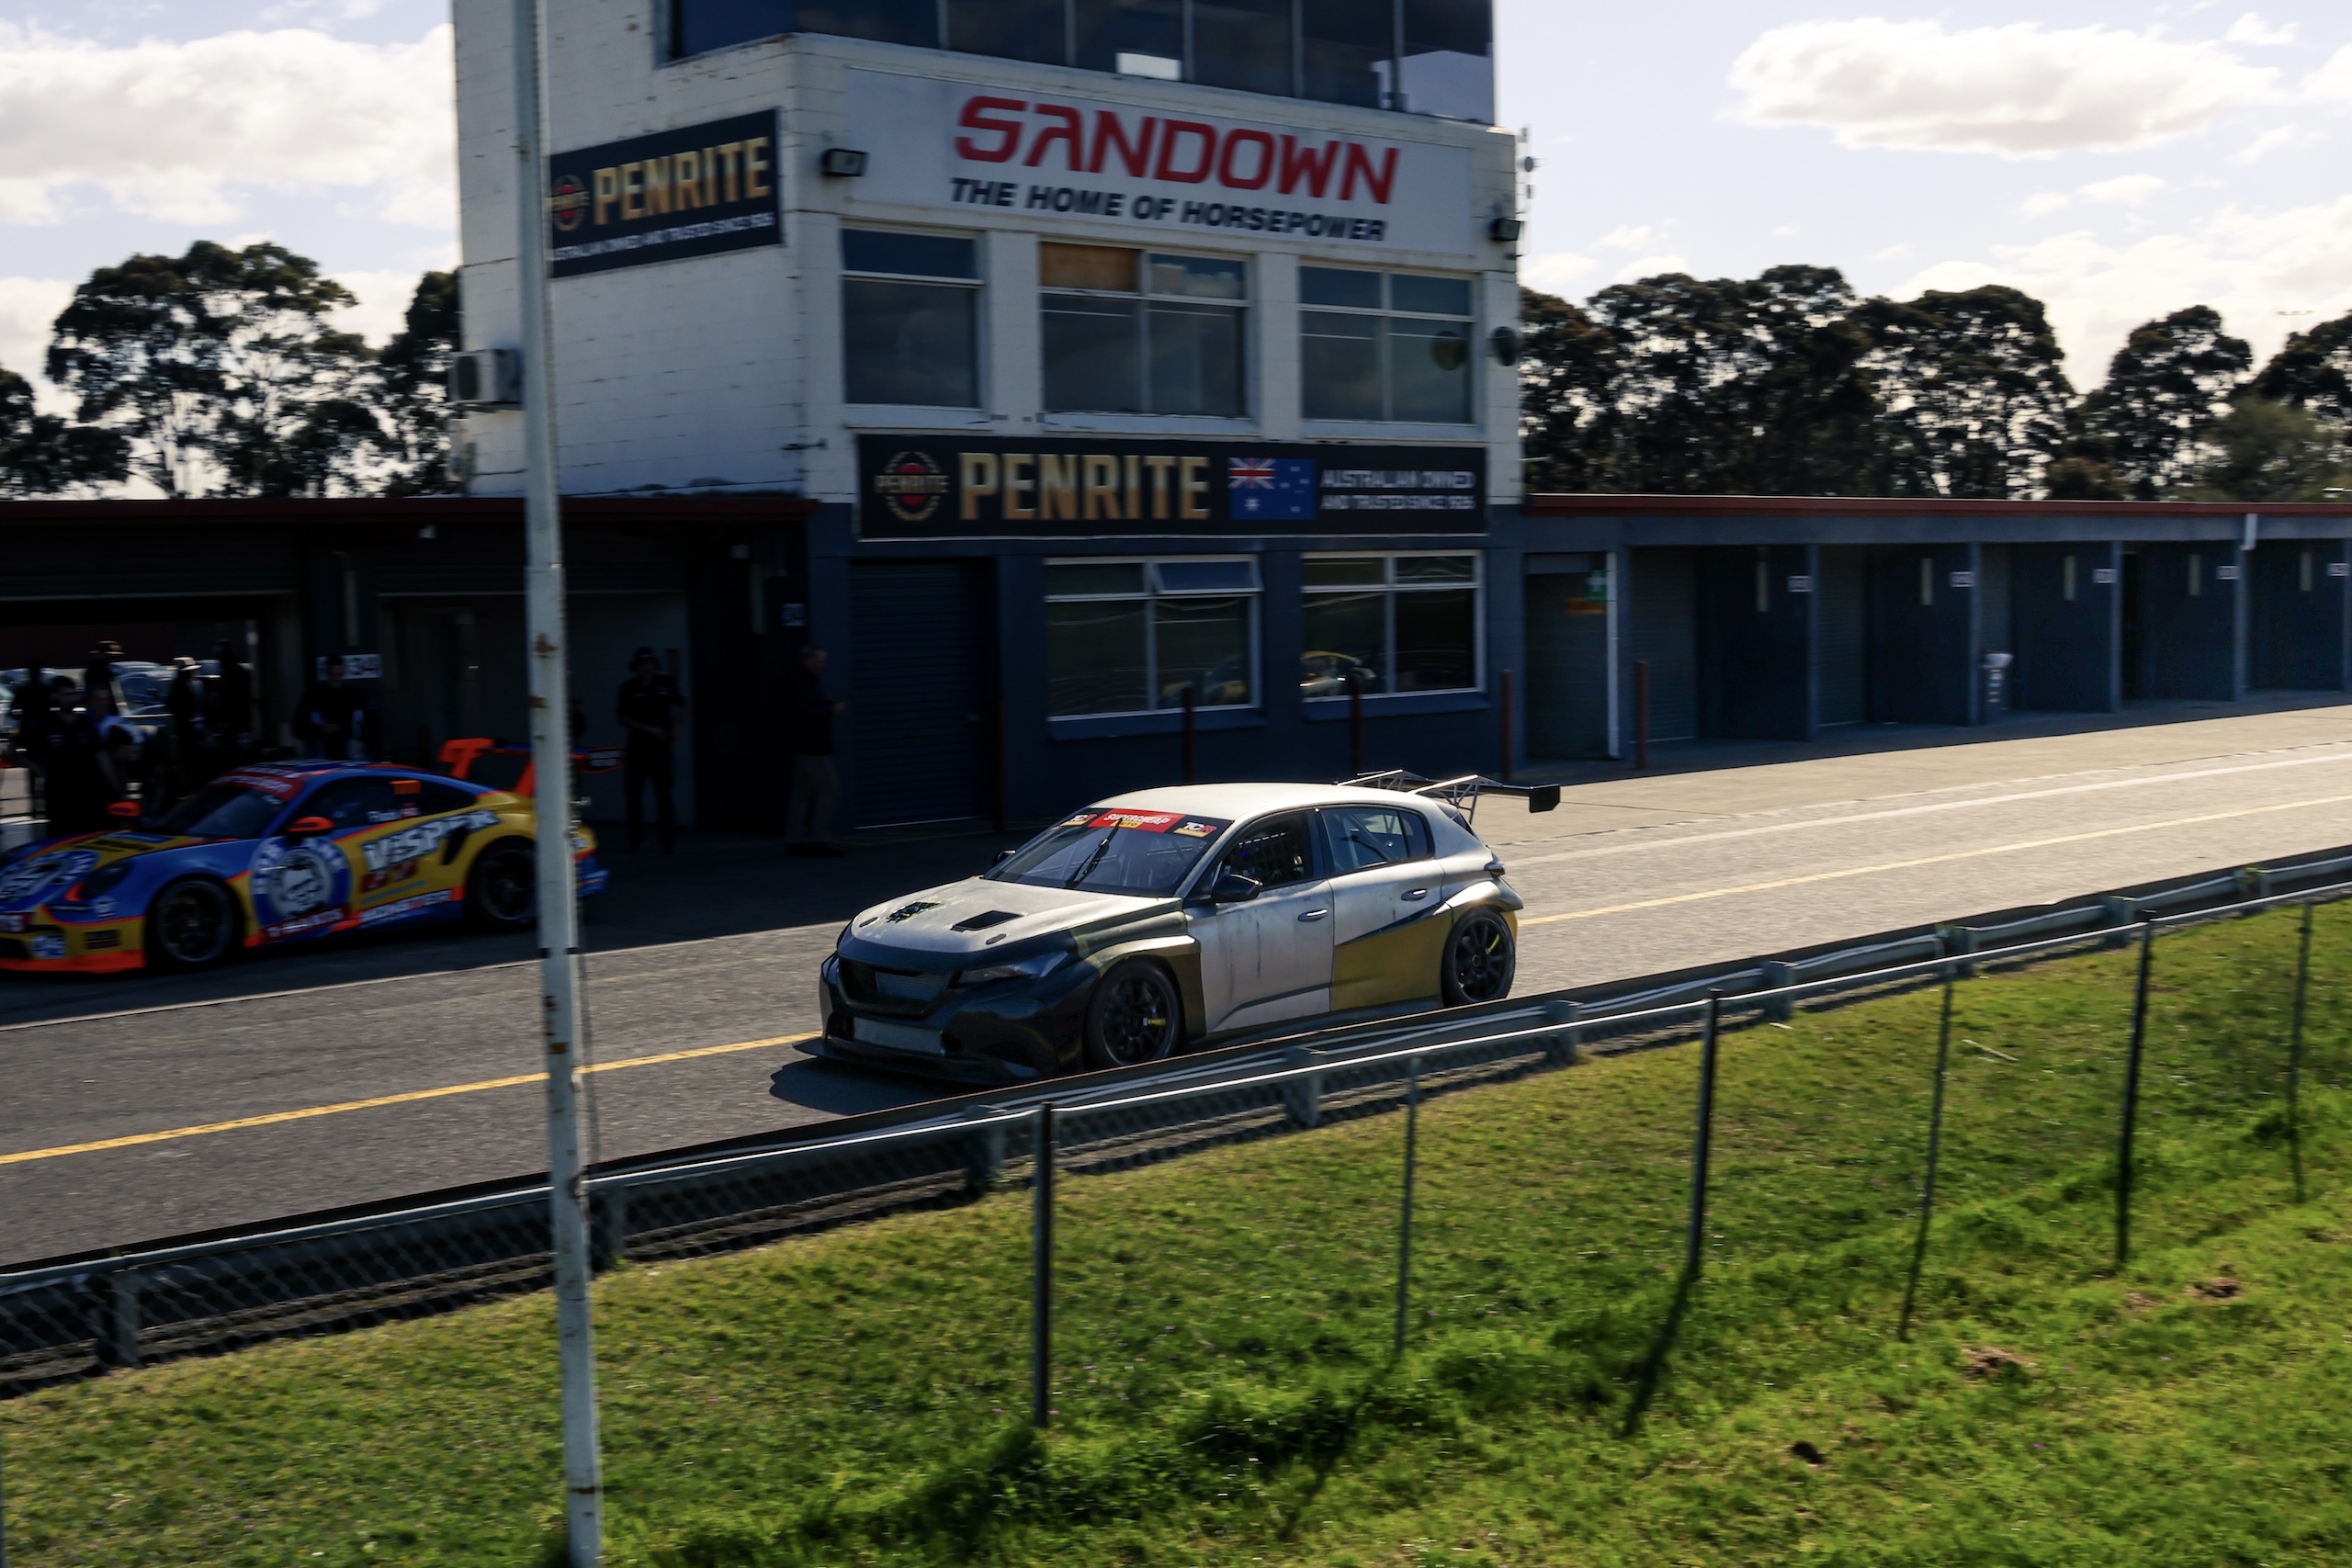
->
[1227, 456, 1318, 522]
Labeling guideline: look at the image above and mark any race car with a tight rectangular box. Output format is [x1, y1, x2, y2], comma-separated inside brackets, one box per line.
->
[0, 760, 605, 975]
[808, 773, 1557, 1083]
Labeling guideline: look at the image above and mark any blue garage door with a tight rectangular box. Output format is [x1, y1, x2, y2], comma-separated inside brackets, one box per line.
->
[848, 561, 993, 829]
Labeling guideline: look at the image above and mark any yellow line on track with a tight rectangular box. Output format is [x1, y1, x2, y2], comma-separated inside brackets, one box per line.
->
[1521, 791, 2352, 928]
[0, 1032, 818, 1168]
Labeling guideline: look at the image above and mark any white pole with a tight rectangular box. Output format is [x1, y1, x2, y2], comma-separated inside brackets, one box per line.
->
[510, 0, 603, 1562]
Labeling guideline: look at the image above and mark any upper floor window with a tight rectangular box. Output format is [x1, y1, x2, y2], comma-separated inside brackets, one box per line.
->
[842, 229, 981, 407]
[1041, 244, 1247, 418]
[668, 0, 1494, 123]
[1299, 268, 1474, 424]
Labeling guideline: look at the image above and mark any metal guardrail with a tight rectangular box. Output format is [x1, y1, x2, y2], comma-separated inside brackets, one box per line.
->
[7, 842, 2352, 1396]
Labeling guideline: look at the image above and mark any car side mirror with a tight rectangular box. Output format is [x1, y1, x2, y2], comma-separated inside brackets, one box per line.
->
[993, 848, 1016, 866]
[1210, 871, 1261, 905]
[106, 801, 141, 820]
[285, 815, 334, 838]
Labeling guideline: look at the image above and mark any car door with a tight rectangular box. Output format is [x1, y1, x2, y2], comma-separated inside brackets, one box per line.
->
[1320, 804, 1447, 1010]
[351, 777, 490, 926]
[247, 776, 391, 942]
[1190, 812, 1335, 1034]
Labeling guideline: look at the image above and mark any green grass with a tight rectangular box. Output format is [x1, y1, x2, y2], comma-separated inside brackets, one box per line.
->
[10, 905, 2352, 1566]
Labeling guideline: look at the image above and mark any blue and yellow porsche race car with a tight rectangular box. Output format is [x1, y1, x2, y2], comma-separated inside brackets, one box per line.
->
[0, 761, 605, 975]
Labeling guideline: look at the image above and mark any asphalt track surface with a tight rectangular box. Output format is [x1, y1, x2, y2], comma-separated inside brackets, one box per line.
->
[7, 702, 2352, 1265]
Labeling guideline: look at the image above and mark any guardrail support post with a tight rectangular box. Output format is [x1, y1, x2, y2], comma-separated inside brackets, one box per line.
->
[589, 1188, 628, 1273]
[1759, 963, 1795, 1022]
[95, 1271, 141, 1371]
[1031, 1102, 1056, 1429]
[1939, 923, 1981, 979]
[962, 1107, 1013, 1194]
[1542, 998, 1582, 1066]
[2238, 865, 2273, 900]
[2099, 896, 2142, 948]
[2116, 917, 2156, 1271]
[1282, 1046, 1327, 1128]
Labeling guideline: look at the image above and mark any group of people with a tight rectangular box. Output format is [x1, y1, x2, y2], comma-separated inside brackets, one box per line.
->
[5, 640, 258, 835]
[612, 642, 842, 857]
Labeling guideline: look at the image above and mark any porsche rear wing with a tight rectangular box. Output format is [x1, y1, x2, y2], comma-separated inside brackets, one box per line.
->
[1340, 770, 1561, 822]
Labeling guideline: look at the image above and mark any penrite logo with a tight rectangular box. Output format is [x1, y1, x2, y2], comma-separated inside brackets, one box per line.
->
[549, 174, 590, 232]
[873, 450, 950, 525]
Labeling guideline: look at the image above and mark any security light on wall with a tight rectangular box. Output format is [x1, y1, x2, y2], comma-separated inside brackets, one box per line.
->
[820, 147, 868, 177]
[1488, 214, 1523, 243]
[1489, 327, 1522, 367]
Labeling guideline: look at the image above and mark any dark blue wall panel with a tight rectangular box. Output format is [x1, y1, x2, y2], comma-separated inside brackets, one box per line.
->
[2009, 542, 2120, 712]
[2250, 540, 2348, 691]
[1695, 544, 1813, 739]
[1865, 544, 1974, 726]
[2133, 543, 2242, 700]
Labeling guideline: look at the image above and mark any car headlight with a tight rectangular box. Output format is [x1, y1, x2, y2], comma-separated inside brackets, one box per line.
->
[77, 861, 136, 901]
[956, 951, 1069, 987]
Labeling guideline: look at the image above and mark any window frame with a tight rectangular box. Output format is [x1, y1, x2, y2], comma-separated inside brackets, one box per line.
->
[840, 225, 985, 411]
[1300, 550, 1484, 701]
[1317, 802, 1435, 874]
[1044, 554, 1263, 719]
[1297, 268, 1478, 426]
[1039, 247, 1251, 419]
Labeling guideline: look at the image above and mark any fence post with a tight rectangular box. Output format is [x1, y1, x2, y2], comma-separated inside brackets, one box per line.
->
[2116, 917, 2156, 1272]
[1031, 1101, 1056, 1428]
[2288, 900, 2314, 1203]
[1899, 966, 1957, 1339]
[1684, 993, 1723, 1280]
[1634, 660, 1650, 770]
[1181, 685, 1197, 785]
[1394, 1055, 1422, 1356]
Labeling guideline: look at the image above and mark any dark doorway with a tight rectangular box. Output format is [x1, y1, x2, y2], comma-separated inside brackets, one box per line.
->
[848, 560, 995, 829]
[1522, 555, 1611, 759]
[2120, 548, 2145, 700]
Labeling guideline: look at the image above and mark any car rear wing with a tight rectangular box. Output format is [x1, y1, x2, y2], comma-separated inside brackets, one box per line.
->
[1339, 770, 1561, 823]
[439, 738, 624, 798]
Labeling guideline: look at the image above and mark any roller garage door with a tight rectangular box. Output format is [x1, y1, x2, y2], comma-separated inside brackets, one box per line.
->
[848, 561, 993, 829]
[1628, 547, 1697, 741]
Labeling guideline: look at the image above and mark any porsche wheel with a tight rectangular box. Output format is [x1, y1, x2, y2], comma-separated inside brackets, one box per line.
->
[1084, 960, 1182, 1070]
[1442, 910, 1515, 1006]
[466, 840, 537, 932]
[146, 877, 238, 973]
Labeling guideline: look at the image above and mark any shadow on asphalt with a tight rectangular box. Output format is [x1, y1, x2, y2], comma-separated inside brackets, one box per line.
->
[0, 823, 1026, 1032]
[765, 1058, 942, 1116]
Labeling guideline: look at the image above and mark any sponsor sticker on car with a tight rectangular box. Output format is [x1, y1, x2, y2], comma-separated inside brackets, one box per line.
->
[1064, 809, 1231, 838]
[360, 810, 497, 874]
[359, 889, 454, 927]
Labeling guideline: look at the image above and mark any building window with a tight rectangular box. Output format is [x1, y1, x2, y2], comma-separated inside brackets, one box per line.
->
[1301, 553, 1479, 697]
[842, 229, 980, 408]
[666, 1, 1493, 123]
[1046, 558, 1261, 717]
[1041, 244, 1247, 417]
[1299, 268, 1475, 424]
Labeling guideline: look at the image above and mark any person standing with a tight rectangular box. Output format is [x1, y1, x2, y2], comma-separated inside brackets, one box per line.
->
[616, 649, 685, 853]
[292, 655, 372, 761]
[48, 663, 142, 834]
[204, 639, 256, 773]
[786, 643, 846, 858]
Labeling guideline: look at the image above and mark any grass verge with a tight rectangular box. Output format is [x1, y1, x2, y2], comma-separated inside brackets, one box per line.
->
[7, 904, 2352, 1565]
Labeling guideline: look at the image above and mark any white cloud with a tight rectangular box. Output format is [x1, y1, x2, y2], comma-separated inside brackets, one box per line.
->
[329, 269, 434, 348]
[2080, 174, 2166, 205]
[0, 276, 74, 412]
[1615, 254, 1689, 281]
[1894, 195, 2352, 381]
[2309, 46, 2352, 104]
[1595, 223, 1662, 251]
[1726, 19, 2276, 157]
[0, 22, 453, 228]
[2223, 12, 2297, 46]
[1870, 243, 1911, 261]
[1521, 252, 1598, 294]
[1771, 223, 1800, 238]
[2023, 190, 2072, 217]
[2235, 125, 2302, 163]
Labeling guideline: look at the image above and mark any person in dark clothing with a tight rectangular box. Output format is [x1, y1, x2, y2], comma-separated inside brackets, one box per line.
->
[616, 649, 686, 852]
[162, 656, 205, 805]
[292, 656, 372, 761]
[6, 664, 60, 822]
[48, 664, 142, 834]
[204, 640, 256, 773]
[785, 644, 846, 857]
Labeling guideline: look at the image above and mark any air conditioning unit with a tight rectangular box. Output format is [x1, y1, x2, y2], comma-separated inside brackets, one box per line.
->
[447, 348, 522, 408]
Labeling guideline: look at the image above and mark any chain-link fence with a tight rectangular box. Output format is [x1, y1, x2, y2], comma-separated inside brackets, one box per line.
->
[4, 864, 2350, 1562]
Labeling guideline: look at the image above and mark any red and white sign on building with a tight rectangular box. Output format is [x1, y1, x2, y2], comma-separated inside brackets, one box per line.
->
[845, 68, 1476, 256]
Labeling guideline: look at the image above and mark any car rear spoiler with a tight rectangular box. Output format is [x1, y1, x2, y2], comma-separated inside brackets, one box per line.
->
[1339, 770, 1561, 822]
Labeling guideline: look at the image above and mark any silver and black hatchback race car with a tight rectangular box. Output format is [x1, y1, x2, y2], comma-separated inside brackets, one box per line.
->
[807, 774, 1555, 1082]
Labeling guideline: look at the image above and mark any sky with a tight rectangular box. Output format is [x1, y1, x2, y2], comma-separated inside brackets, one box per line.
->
[0, 0, 2348, 408]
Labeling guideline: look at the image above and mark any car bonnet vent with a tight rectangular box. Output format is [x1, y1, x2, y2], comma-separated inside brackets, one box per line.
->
[950, 909, 1022, 931]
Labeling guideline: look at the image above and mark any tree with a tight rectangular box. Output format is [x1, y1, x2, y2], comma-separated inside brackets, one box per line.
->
[47, 242, 378, 497]
[1852, 286, 2075, 499]
[0, 362, 129, 495]
[2252, 310, 2352, 427]
[372, 271, 459, 496]
[2075, 306, 2251, 498]
[2180, 395, 2352, 502]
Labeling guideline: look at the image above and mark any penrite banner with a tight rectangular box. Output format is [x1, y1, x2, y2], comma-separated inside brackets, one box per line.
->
[548, 110, 781, 277]
[858, 434, 1486, 539]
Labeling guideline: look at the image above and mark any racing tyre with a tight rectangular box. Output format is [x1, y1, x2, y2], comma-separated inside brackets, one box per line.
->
[466, 840, 537, 932]
[1083, 959, 1182, 1071]
[1442, 910, 1515, 1007]
[147, 877, 239, 973]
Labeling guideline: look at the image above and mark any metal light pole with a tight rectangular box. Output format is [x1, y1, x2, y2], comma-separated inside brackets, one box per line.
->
[511, 0, 603, 1561]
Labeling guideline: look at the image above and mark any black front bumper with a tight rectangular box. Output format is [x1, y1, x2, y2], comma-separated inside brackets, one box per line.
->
[806, 956, 1097, 1081]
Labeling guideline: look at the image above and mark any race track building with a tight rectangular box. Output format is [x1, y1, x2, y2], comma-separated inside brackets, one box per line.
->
[450, 0, 1525, 828]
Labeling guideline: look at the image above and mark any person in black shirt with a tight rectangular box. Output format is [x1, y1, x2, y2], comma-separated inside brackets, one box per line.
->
[616, 649, 686, 852]
[786, 644, 846, 857]
[292, 656, 372, 761]
[204, 640, 256, 773]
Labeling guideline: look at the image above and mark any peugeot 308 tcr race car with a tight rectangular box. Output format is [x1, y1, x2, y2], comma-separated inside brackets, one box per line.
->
[808, 779, 1549, 1082]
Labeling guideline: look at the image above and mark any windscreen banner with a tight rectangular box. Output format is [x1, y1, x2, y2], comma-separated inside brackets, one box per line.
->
[548, 110, 781, 277]
[844, 69, 1475, 256]
[858, 434, 1487, 538]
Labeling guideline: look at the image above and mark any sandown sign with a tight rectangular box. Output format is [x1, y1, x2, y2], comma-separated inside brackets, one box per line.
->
[845, 70, 1476, 256]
